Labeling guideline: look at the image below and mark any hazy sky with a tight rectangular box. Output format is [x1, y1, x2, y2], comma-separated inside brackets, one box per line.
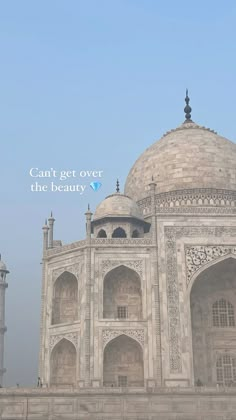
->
[0, 1, 236, 386]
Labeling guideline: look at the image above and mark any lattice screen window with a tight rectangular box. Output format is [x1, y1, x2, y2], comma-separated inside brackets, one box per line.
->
[117, 306, 128, 319]
[212, 298, 235, 327]
[118, 375, 128, 387]
[216, 355, 236, 386]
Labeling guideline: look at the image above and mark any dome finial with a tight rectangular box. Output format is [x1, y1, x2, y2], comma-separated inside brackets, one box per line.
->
[116, 179, 120, 193]
[184, 88, 192, 122]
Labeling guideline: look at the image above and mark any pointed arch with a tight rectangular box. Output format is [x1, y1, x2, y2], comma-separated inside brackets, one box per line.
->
[190, 257, 236, 386]
[103, 265, 142, 319]
[50, 339, 76, 386]
[188, 253, 236, 294]
[52, 271, 78, 325]
[132, 229, 139, 238]
[103, 334, 144, 387]
[97, 229, 107, 238]
[112, 227, 127, 238]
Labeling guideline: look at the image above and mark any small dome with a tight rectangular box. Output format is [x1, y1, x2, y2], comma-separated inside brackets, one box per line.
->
[93, 193, 143, 220]
[125, 121, 236, 202]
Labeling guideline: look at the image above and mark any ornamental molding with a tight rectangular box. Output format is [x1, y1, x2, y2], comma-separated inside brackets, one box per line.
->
[101, 259, 143, 277]
[162, 122, 217, 137]
[102, 329, 144, 349]
[92, 238, 152, 246]
[52, 263, 80, 282]
[137, 189, 236, 217]
[165, 226, 236, 375]
[49, 332, 78, 351]
[46, 239, 87, 257]
[186, 245, 236, 286]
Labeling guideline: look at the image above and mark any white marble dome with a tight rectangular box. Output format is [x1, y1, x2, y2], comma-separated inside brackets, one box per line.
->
[125, 121, 236, 202]
[93, 193, 143, 220]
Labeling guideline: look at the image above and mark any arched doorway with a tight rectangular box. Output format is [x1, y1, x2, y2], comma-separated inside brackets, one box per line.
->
[103, 335, 144, 387]
[51, 272, 78, 325]
[103, 265, 142, 319]
[190, 257, 236, 386]
[50, 339, 76, 386]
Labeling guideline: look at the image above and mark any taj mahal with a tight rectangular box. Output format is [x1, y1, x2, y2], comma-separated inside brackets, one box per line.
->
[1, 92, 236, 419]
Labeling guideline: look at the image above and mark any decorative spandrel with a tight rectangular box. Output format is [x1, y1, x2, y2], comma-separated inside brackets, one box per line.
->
[185, 245, 236, 286]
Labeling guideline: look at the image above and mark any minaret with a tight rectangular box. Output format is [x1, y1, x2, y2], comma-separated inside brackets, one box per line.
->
[39, 220, 49, 384]
[85, 204, 92, 239]
[0, 255, 9, 386]
[42, 219, 49, 253]
[48, 212, 55, 249]
[84, 204, 93, 385]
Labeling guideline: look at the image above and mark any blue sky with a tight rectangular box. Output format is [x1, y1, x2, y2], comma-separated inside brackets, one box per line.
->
[0, 0, 236, 386]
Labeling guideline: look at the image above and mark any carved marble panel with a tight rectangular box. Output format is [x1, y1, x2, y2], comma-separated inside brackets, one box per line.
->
[102, 329, 144, 349]
[52, 264, 80, 283]
[186, 245, 236, 286]
[49, 332, 78, 351]
[165, 226, 236, 374]
[101, 260, 143, 277]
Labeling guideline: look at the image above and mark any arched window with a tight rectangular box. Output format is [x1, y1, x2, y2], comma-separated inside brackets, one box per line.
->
[112, 227, 127, 238]
[132, 229, 139, 238]
[216, 355, 236, 386]
[97, 229, 107, 238]
[212, 298, 235, 327]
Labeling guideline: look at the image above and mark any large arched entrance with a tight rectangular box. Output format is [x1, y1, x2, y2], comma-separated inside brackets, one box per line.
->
[51, 272, 78, 325]
[103, 335, 144, 387]
[190, 257, 236, 386]
[103, 265, 142, 319]
[50, 339, 76, 386]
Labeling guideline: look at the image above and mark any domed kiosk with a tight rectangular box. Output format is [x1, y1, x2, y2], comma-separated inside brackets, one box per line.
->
[92, 181, 150, 238]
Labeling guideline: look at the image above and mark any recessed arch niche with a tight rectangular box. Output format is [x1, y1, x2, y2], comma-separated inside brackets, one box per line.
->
[103, 334, 144, 387]
[51, 271, 78, 325]
[190, 257, 236, 386]
[50, 339, 76, 386]
[103, 265, 142, 319]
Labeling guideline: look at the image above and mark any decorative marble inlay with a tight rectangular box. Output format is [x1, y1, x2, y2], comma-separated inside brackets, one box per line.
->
[185, 245, 236, 286]
[101, 260, 143, 277]
[165, 226, 236, 374]
[102, 329, 144, 348]
[52, 264, 80, 282]
[49, 332, 78, 351]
